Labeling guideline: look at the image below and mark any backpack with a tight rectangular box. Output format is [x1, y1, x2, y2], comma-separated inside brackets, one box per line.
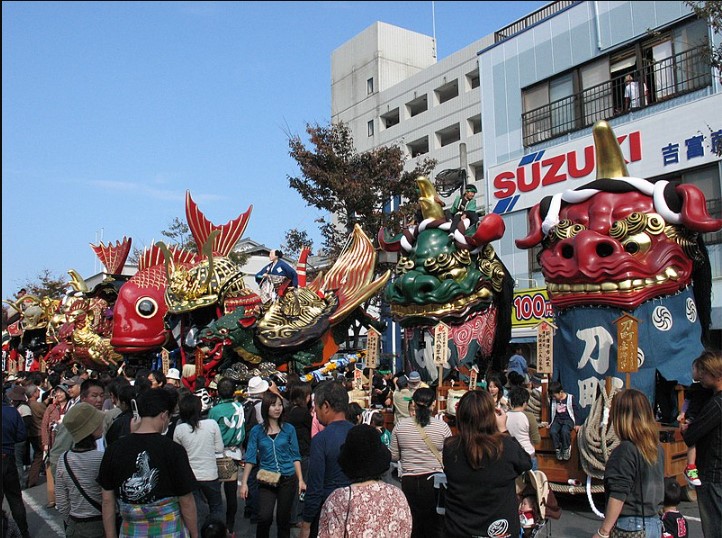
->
[242, 399, 259, 449]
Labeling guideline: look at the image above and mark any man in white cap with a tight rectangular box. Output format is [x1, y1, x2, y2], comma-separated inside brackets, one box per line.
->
[64, 376, 83, 410]
[166, 368, 181, 388]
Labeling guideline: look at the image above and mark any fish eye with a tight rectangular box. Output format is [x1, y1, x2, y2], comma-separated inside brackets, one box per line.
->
[135, 297, 158, 319]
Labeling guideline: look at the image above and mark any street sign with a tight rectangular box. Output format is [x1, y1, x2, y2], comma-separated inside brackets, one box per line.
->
[535, 320, 556, 374]
[433, 322, 449, 367]
[614, 313, 640, 373]
[366, 328, 380, 369]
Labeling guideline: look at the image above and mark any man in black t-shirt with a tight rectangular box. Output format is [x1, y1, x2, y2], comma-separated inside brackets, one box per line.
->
[97, 388, 198, 537]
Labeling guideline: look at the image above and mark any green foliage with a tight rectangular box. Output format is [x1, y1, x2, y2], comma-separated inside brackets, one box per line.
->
[228, 250, 251, 266]
[283, 228, 313, 259]
[287, 122, 436, 257]
[161, 217, 197, 252]
[21, 269, 68, 300]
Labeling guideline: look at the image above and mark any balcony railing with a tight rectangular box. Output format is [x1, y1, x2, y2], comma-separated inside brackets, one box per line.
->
[495, 1, 581, 43]
[522, 45, 712, 146]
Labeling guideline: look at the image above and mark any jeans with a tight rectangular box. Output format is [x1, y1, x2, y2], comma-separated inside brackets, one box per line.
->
[2, 454, 30, 538]
[257, 474, 298, 538]
[550, 417, 573, 451]
[194, 480, 225, 529]
[289, 456, 309, 525]
[696, 481, 722, 538]
[530, 455, 538, 471]
[615, 515, 663, 538]
[401, 473, 444, 538]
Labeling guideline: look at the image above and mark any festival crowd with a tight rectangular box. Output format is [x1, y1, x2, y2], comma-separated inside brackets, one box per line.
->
[2, 348, 721, 538]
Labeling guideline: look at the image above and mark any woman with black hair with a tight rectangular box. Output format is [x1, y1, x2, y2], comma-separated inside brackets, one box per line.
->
[240, 391, 306, 538]
[173, 394, 225, 531]
[390, 388, 451, 538]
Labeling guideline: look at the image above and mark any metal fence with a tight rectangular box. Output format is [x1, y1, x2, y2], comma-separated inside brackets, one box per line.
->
[522, 45, 712, 146]
[495, 1, 580, 43]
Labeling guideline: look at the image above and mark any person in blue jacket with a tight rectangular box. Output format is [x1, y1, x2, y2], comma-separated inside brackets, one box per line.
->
[2, 391, 30, 538]
[255, 249, 298, 304]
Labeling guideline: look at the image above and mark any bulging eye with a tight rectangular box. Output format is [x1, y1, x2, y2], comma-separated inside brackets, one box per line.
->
[622, 233, 652, 255]
[135, 297, 158, 319]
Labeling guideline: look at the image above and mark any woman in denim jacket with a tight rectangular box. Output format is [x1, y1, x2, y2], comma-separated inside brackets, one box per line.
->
[240, 391, 306, 538]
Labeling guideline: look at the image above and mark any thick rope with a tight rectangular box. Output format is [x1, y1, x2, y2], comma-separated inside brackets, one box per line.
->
[577, 383, 620, 479]
[548, 481, 605, 495]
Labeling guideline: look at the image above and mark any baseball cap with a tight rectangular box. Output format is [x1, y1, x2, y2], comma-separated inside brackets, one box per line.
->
[65, 376, 82, 387]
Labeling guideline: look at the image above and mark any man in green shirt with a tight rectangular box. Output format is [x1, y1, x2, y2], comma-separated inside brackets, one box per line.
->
[449, 184, 479, 236]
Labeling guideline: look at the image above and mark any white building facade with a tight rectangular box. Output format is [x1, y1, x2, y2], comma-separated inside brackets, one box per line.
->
[332, 1, 722, 354]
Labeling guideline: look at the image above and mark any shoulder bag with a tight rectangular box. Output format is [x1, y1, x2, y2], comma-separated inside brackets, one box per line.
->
[63, 452, 122, 534]
[413, 422, 446, 514]
[255, 428, 282, 487]
[414, 421, 443, 465]
[216, 456, 238, 482]
[63, 452, 102, 512]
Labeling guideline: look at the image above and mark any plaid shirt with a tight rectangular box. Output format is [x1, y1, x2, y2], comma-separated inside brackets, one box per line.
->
[682, 390, 722, 484]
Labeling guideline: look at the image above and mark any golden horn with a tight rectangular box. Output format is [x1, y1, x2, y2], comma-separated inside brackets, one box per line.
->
[417, 176, 445, 220]
[594, 120, 629, 179]
[67, 269, 89, 293]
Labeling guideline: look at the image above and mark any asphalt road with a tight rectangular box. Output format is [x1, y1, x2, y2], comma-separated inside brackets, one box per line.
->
[5, 475, 704, 537]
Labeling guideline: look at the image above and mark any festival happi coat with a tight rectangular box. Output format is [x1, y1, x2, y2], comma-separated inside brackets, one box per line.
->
[516, 120, 722, 418]
[379, 177, 514, 380]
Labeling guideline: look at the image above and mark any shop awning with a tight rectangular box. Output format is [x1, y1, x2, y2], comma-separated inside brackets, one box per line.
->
[509, 336, 537, 344]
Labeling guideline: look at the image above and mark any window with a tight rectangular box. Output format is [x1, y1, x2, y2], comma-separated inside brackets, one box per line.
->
[466, 68, 480, 90]
[367, 78, 374, 95]
[470, 161, 484, 182]
[435, 79, 459, 105]
[468, 114, 482, 135]
[406, 94, 428, 117]
[521, 19, 711, 146]
[367, 120, 374, 137]
[381, 108, 400, 129]
[407, 136, 429, 158]
[436, 123, 460, 148]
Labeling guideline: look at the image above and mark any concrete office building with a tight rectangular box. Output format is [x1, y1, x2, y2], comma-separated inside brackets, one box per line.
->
[332, 1, 722, 355]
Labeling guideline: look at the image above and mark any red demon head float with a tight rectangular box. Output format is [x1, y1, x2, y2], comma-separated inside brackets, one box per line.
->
[516, 121, 721, 313]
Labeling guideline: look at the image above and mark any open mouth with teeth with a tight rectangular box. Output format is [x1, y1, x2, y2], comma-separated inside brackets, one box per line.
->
[390, 286, 493, 323]
[547, 266, 686, 309]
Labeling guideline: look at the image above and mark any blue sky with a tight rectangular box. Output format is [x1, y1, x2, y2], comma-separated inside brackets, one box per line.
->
[2, 1, 545, 301]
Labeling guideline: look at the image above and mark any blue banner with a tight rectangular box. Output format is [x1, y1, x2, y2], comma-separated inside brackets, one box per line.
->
[553, 287, 701, 420]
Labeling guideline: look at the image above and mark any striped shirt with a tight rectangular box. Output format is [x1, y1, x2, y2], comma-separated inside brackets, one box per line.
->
[390, 417, 451, 476]
[55, 449, 104, 519]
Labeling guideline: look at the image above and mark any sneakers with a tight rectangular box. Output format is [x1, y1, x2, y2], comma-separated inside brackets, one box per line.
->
[563, 447, 572, 461]
[685, 465, 702, 487]
[555, 449, 563, 460]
